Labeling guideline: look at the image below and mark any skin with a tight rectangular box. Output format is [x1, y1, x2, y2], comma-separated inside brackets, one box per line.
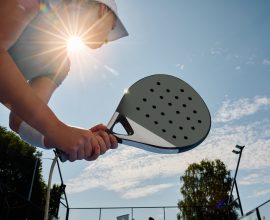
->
[0, 0, 118, 162]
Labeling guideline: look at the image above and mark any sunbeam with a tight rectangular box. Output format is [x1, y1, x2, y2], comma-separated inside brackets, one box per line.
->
[12, 1, 122, 85]
[67, 36, 84, 53]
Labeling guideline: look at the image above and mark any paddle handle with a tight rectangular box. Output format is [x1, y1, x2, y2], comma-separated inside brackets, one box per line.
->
[55, 149, 69, 162]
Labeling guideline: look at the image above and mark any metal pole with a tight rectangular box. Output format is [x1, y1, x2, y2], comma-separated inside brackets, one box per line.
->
[66, 207, 69, 220]
[44, 155, 58, 220]
[131, 208, 133, 220]
[99, 208, 102, 220]
[163, 207, 166, 220]
[256, 208, 262, 220]
[234, 181, 243, 216]
[228, 145, 245, 219]
[28, 158, 39, 201]
[229, 147, 243, 199]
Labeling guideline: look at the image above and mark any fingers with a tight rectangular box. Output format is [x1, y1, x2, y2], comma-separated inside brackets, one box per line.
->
[90, 124, 118, 149]
[90, 124, 107, 132]
[96, 135, 107, 155]
[77, 144, 86, 160]
[85, 138, 100, 161]
[68, 151, 77, 162]
[85, 134, 108, 161]
[84, 139, 92, 158]
[109, 134, 118, 149]
[62, 125, 119, 162]
[98, 131, 110, 149]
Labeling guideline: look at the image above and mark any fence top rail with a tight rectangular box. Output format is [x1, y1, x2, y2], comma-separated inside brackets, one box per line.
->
[256, 198, 270, 209]
[69, 206, 178, 210]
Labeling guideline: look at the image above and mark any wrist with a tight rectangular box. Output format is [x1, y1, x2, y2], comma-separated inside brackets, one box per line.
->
[43, 121, 68, 148]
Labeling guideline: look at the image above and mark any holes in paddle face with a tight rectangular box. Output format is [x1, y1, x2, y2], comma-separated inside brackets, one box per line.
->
[133, 82, 204, 143]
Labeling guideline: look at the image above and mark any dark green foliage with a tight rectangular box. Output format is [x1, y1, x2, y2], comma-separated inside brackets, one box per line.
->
[0, 126, 63, 219]
[177, 159, 238, 220]
[0, 126, 46, 206]
[49, 184, 66, 218]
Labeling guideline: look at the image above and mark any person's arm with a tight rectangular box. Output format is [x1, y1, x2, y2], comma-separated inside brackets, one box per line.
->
[6, 72, 118, 161]
[9, 76, 58, 133]
[0, 0, 118, 161]
[0, 50, 97, 161]
[0, 49, 64, 137]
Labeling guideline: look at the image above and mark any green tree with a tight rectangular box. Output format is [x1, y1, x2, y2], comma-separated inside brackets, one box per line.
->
[49, 183, 66, 218]
[0, 126, 64, 219]
[0, 126, 46, 219]
[177, 159, 238, 220]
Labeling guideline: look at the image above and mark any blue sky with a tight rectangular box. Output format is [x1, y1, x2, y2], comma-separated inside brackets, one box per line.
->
[1, 0, 270, 219]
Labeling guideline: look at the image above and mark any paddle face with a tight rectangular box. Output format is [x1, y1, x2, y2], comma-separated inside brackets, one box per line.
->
[107, 74, 211, 154]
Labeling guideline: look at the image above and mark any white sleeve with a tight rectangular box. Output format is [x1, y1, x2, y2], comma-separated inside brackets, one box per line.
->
[18, 121, 47, 149]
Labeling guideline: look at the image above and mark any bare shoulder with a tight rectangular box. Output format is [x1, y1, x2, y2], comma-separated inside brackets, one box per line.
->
[0, 0, 40, 50]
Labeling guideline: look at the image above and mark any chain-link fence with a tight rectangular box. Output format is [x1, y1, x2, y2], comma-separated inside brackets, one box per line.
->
[57, 206, 179, 220]
[239, 199, 270, 220]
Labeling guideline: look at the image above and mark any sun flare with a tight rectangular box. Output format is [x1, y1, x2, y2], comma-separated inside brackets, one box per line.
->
[67, 36, 84, 53]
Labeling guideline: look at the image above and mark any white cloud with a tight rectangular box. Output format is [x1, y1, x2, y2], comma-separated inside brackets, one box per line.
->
[66, 119, 270, 198]
[248, 189, 270, 198]
[246, 60, 255, 65]
[176, 64, 185, 70]
[235, 66, 241, 70]
[210, 47, 227, 56]
[214, 96, 270, 123]
[122, 184, 173, 199]
[262, 59, 270, 66]
[239, 172, 270, 185]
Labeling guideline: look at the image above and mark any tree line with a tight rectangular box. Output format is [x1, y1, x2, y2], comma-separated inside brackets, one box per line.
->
[0, 126, 63, 219]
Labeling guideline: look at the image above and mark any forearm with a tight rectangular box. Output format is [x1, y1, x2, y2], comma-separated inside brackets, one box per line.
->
[0, 49, 64, 136]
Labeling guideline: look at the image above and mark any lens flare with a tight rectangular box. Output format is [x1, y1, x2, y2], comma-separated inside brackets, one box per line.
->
[123, 88, 129, 94]
[67, 36, 84, 53]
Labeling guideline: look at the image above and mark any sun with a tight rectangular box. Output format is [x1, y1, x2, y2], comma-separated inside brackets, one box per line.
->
[67, 36, 84, 53]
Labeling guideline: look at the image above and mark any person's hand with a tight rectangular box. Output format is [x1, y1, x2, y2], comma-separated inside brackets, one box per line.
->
[44, 123, 117, 162]
[86, 124, 118, 161]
